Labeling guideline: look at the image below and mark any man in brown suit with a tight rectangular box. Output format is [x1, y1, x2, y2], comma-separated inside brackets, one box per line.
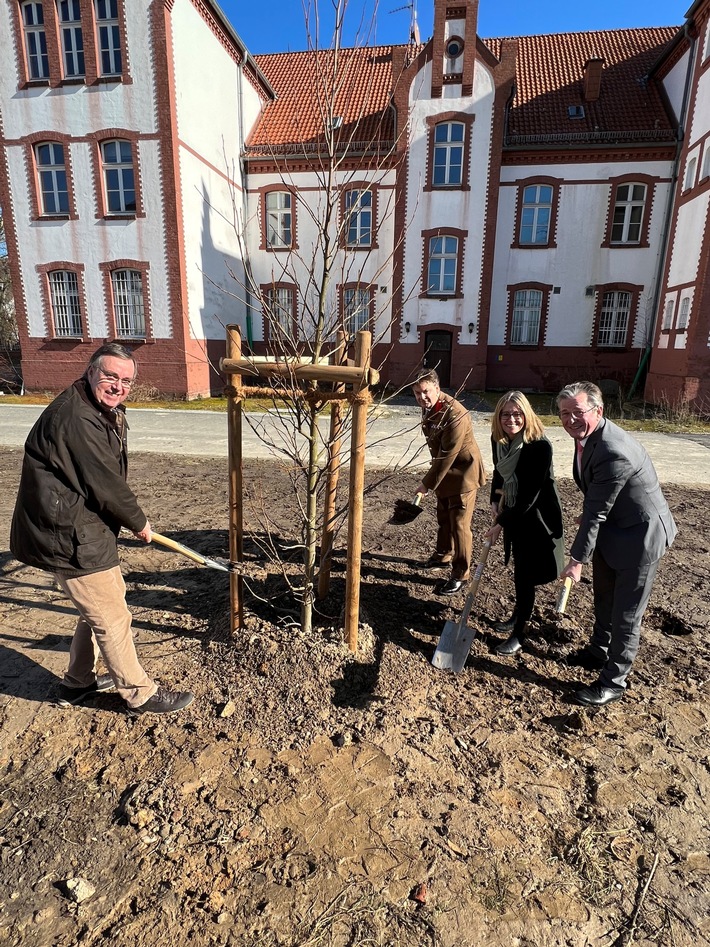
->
[413, 371, 486, 594]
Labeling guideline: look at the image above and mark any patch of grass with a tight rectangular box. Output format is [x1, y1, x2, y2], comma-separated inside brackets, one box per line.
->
[561, 826, 617, 907]
[477, 860, 512, 914]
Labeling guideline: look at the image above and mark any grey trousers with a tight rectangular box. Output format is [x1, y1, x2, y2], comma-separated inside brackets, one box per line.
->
[589, 548, 660, 689]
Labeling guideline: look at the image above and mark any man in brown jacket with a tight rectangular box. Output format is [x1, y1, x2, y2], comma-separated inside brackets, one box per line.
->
[413, 371, 486, 594]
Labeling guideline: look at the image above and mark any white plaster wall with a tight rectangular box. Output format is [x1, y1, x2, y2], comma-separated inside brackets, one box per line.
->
[0, 0, 176, 340]
[689, 63, 710, 144]
[170, 0, 265, 341]
[400, 57, 496, 347]
[667, 192, 710, 286]
[244, 169, 397, 344]
[491, 160, 673, 348]
[661, 48, 690, 124]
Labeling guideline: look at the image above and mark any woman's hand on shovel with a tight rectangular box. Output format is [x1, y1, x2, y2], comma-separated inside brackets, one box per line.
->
[484, 523, 502, 545]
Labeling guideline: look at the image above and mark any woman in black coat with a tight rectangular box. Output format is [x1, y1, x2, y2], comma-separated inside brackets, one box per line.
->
[486, 390, 565, 655]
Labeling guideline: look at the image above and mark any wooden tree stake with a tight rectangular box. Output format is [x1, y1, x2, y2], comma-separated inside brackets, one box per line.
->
[226, 325, 244, 632]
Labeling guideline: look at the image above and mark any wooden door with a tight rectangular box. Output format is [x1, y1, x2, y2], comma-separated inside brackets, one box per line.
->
[423, 330, 452, 387]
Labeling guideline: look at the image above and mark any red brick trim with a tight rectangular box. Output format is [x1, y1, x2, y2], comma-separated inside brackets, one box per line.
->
[87, 130, 146, 218]
[420, 227, 467, 299]
[601, 174, 656, 249]
[591, 282, 642, 352]
[99, 260, 153, 342]
[504, 282, 552, 349]
[338, 180, 379, 250]
[423, 112, 475, 192]
[35, 261, 90, 340]
[257, 184, 298, 251]
[23, 132, 79, 221]
[509, 176, 560, 249]
[260, 281, 298, 345]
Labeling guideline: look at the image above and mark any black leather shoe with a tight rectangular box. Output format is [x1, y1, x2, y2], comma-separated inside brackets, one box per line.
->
[492, 613, 517, 633]
[566, 647, 606, 671]
[574, 683, 625, 707]
[439, 578, 465, 595]
[128, 688, 195, 716]
[56, 674, 115, 706]
[422, 555, 451, 569]
[493, 634, 523, 655]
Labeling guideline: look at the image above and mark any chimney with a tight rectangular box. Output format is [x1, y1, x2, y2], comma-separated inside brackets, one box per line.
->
[584, 58, 604, 102]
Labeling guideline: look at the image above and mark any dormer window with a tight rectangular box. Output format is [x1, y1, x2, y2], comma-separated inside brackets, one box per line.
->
[330, 116, 343, 130]
[568, 105, 585, 119]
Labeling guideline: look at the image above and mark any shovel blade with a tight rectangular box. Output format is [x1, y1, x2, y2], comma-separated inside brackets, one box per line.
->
[432, 620, 477, 673]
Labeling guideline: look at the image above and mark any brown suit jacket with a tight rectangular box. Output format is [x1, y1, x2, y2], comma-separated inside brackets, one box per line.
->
[421, 395, 486, 497]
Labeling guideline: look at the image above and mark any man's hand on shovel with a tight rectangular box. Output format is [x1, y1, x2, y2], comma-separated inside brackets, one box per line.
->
[133, 519, 153, 544]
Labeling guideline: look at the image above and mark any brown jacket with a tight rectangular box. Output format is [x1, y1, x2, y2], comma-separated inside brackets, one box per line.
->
[421, 395, 486, 497]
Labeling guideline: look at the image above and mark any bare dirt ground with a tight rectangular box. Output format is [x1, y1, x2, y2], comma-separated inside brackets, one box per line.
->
[0, 445, 708, 947]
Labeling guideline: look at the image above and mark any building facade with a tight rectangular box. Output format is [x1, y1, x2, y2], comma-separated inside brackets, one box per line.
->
[1, 0, 708, 407]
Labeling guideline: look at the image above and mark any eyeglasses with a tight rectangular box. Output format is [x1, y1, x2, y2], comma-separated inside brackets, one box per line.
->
[559, 406, 596, 423]
[98, 370, 135, 390]
[500, 411, 523, 421]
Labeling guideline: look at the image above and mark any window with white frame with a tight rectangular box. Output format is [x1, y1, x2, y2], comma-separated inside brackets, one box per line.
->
[265, 191, 292, 248]
[101, 140, 135, 213]
[520, 185, 553, 245]
[427, 235, 458, 294]
[610, 183, 647, 244]
[111, 269, 145, 337]
[704, 21, 710, 61]
[511, 289, 542, 344]
[344, 189, 372, 247]
[58, 0, 85, 78]
[703, 148, 710, 181]
[684, 157, 697, 192]
[432, 122, 464, 187]
[265, 286, 295, 340]
[48, 270, 83, 336]
[95, 0, 122, 76]
[21, 1, 49, 79]
[343, 286, 371, 336]
[597, 290, 631, 346]
[662, 299, 674, 331]
[677, 297, 690, 331]
[35, 142, 69, 215]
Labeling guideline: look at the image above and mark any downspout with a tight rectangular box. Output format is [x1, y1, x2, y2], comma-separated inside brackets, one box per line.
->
[237, 59, 254, 349]
[627, 22, 694, 399]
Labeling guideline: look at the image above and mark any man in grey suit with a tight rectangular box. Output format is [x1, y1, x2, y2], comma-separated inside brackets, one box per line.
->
[558, 381, 677, 707]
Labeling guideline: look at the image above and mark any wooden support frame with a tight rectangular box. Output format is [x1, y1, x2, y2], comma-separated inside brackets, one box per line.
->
[223, 329, 374, 652]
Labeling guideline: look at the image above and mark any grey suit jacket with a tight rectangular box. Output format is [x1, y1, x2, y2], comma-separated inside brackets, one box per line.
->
[571, 417, 677, 568]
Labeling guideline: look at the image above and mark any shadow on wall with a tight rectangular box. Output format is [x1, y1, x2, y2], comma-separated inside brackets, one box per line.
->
[197, 181, 248, 395]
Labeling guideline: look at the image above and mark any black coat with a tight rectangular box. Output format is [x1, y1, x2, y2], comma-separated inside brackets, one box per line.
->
[10, 379, 146, 576]
[490, 437, 564, 586]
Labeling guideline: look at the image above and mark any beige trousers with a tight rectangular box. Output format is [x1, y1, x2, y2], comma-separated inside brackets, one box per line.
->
[435, 489, 478, 580]
[57, 566, 157, 708]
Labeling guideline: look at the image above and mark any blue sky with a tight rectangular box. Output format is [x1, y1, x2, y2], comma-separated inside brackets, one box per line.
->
[218, 0, 682, 55]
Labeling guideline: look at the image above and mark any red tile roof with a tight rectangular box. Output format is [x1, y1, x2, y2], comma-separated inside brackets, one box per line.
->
[485, 27, 679, 143]
[247, 27, 680, 155]
[247, 47, 397, 155]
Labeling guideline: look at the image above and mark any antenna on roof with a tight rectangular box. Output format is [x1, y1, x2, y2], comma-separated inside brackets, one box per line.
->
[389, 1, 420, 45]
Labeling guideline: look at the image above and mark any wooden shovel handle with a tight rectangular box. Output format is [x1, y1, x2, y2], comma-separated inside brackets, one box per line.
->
[556, 576, 573, 614]
[151, 531, 208, 566]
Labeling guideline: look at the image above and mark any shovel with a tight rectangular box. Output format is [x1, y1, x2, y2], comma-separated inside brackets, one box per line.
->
[555, 577, 573, 614]
[432, 539, 493, 672]
[151, 532, 232, 573]
[390, 494, 424, 525]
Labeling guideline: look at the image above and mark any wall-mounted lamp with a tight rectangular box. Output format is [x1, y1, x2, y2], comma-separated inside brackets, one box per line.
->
[468, 322, 475, 334]
[404, 321, 411, 334]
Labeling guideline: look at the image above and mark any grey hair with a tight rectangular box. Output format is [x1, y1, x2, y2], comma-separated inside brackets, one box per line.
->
[87, 343, 137, 378]
[556, 380, 603, 409]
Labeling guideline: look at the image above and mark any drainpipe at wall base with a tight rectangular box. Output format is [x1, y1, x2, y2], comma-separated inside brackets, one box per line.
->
[627, 22, 695, 401]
